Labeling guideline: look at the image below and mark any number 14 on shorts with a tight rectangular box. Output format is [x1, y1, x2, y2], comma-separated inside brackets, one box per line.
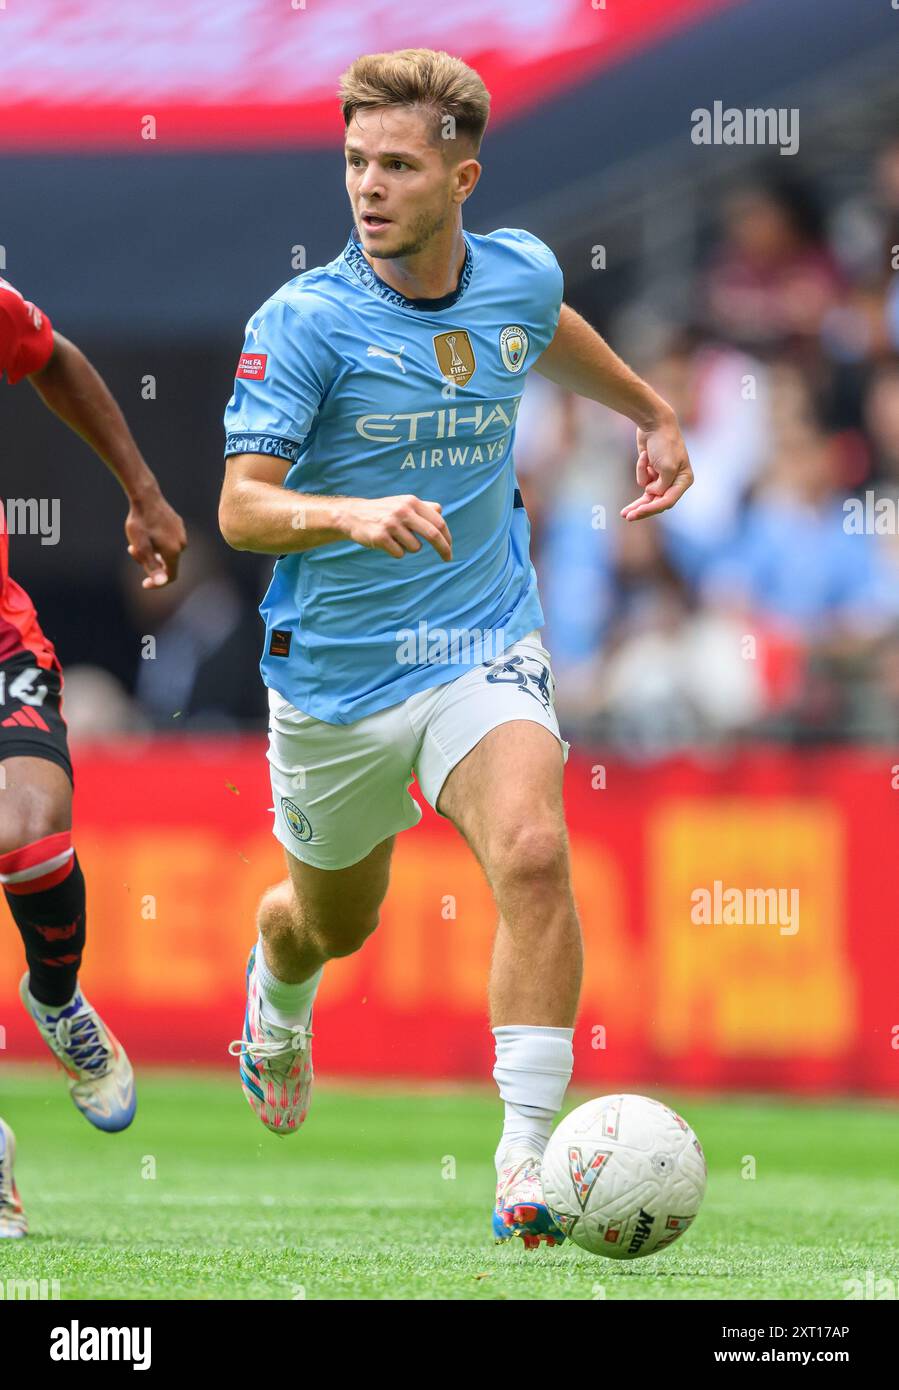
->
[0, 666, 49, 706]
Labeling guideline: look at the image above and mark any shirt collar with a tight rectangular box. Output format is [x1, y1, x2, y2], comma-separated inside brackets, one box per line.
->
[343, 226, 473, 311]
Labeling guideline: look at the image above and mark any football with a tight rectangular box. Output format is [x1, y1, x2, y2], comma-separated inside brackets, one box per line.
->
[542, 1094, 707, 1258]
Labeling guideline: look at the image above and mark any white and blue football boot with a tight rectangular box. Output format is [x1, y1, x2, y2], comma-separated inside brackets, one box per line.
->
[493, 1153, 567, 1249]
[19, 974, 136, 1133]
[0, 1119, 27, 1238]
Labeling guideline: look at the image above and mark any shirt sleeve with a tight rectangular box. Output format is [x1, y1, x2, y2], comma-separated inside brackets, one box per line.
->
[0, 280, 54, 384]
[223, 295, 333, 464]
[493, 228, 564, 359]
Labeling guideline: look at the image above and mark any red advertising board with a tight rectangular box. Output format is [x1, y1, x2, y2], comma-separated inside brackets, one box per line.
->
[0, 739, 895, 1094]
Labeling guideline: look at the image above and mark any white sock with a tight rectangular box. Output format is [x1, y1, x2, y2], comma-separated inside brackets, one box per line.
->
[492, 1024, 574, 1171]
[255, 935, 322, 1030]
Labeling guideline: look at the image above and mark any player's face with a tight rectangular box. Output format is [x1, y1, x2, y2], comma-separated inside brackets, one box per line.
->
[345, 106, 476, 260]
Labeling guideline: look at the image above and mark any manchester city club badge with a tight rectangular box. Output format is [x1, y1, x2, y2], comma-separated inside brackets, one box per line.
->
[499, 324, 529, 373]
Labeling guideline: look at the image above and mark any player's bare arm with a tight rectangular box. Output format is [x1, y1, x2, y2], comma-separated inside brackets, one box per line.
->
[534, 301, 694, 521]
[219, 453, 452, 561]
[29, 331, 187, 587]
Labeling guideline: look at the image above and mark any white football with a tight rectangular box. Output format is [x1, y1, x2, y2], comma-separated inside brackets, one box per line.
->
[542, 1094, 707, 1258]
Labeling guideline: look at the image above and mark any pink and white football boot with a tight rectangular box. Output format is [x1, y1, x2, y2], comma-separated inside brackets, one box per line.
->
[228, 944, 313, 1136]
[493, 1152, 567, 1249]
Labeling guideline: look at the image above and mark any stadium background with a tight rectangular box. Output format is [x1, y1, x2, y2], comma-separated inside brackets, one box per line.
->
[1, 0, 897, 1097]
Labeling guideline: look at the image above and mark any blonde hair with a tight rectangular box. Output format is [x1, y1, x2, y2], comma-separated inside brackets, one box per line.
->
[338, 48, 490, 153]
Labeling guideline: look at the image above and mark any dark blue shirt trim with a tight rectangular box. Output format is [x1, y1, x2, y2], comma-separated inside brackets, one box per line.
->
[225, 433, 300, 463]
[343, 226, 473, 311]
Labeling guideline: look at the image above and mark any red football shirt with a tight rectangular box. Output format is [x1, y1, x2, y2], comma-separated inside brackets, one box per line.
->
[0, 279, 54, 383]
[0, 279, 59, 669]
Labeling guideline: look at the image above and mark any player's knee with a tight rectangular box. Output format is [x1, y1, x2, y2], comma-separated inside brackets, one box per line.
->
[0, 821, 74, 905]
[492, 821, 569, 893]
[0, 805, 71, 863]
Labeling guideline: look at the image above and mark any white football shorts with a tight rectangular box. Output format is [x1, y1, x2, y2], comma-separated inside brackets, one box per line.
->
[266, 628, 570, 870]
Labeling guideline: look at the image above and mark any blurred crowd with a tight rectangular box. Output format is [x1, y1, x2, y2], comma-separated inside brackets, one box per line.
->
[61, 147, 899, 750]
[520, 148, 899, 751]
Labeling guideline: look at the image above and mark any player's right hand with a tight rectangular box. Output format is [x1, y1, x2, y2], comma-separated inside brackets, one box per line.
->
[126, 489, 188, 587]
[341, 495, 453, 562]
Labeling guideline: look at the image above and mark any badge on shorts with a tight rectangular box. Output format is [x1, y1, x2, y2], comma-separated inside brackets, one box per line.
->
[269, 629, 292, 657]
[281, 799, 313, 842]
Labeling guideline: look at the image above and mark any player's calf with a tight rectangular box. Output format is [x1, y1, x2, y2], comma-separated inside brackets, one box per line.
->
[0, 830, 86, 1008]
[259, 877, 380, 968]
[230, 846, 390, 1131]
[0, 808, 137, 1132]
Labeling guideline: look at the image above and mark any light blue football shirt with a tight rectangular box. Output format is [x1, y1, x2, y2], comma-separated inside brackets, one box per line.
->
[224, 226, 563, 725]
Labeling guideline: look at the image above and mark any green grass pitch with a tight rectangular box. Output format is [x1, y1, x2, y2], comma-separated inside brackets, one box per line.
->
[1, 1067, 897, 1300]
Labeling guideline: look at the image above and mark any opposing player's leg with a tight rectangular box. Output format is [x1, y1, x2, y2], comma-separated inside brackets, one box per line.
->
[231, 835, 396, 1134]
[0, 744, 135, 1134]
[0, 1118, 27, 1238]
[420, 631, 582, 1247]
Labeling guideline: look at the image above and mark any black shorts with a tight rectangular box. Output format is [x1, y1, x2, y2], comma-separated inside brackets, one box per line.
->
[0, 651, 73, 784]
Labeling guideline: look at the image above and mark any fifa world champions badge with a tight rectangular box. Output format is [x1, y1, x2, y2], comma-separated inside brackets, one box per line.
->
[433, 329, 476, 387]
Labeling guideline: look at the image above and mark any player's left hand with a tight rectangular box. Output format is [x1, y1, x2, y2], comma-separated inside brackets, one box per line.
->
[620, 413, 693, 521]
[125, 489, 187, 587]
